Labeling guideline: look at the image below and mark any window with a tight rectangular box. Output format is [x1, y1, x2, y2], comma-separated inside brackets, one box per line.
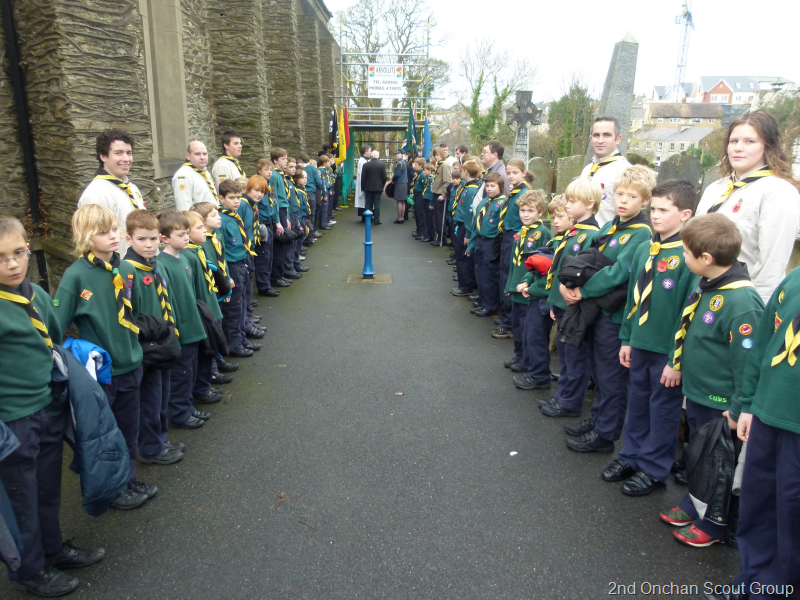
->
[735, 95, 742, 102]
[657, 142, 663, 150]
[688, 143, 694, 148]
[645, 142, 650, 150]
[692, 118, 702, 123]
[657, 118, 664, 123]
[669, 143, 675, 151]
[735, 82, 741, 90]
[670, 118, 681, 123]
[680, 143, 685, 150]
[748, 82, 754, 90]
[709, 118, 715, 123]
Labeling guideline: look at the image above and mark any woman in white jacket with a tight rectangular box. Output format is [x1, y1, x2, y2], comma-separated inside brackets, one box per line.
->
[696, 110, 800, 303]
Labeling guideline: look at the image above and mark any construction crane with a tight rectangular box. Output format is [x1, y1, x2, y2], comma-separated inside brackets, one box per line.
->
[672, 0, 694, 101]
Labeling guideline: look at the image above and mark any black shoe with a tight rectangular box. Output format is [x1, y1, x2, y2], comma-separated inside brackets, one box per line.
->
[246, 326, 265, 339]
[430, 239, 439, 246]
[566, 430, 614, 453]
[472, 301, 480, 308]
[279, 278, 293, 286]
[551, 372, 560, 381]
[468, 295, 479, 301]
[217, 360, 239, 372]
[510, 362, 527, 373]
[601, 458, 636, 482]
[514, 374, 551, 390]
[503, 358, 519, 368]
[446, 259, 456, 265]
[538, 396, 557, 408]
[193, 409, 211, 421]
[494, 318, 502, 325]
[321, 225, 332, 230]
[452, 266, 458, 271]
[129, 479, 158, 499]
[419, 237, 431, 242]
[565, 418, 594, 437]
[374, 221, 382, 225]
[193, 390, 221, 404]
[491, 327, 513, 339]
[110, 488, 149, 510]
[541, 401, 580, 418]
[285, 272, 301, 279]
[252, 315, 262, 323]
[165, 440, 186, 453]
[51, 541, 106, 570]
[243, 340, 261, 351]
[249, 300, 258, 308]
[621, 470, 665, 496]
[13, 567, 79, 596]
[296, 265, 310, 272]
[272, 279, 290, 288]
[453, 275, 458, 281]
[674, 468, 689, 486]
[259, 288, 280, 297]
[229, 347, 254, 358]
[451, 288, 472, 296]
[474, 308, 492, 317]
[211, 372, 233, 384]
[138, 446, 183, 465]
[172, 415, 204, 429]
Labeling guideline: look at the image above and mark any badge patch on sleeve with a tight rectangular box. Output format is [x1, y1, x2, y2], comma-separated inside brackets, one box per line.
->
[739, 324, 752, 336]
[577, 233, 586, 243]
[709, 295, 724, 311]
[742, 338, 753, 349]
[775, 312, 782, 331]
[667, 256, 681, 269]
[52, 298, 59, 307]
[619, 234, 631, 244]
[80, 289, 93, 301]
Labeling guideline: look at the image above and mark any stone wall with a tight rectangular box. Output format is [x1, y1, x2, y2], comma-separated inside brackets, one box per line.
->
[0, 28, 28, 225]
[180, 0, 216, 148]
[298, 7, 324, 152]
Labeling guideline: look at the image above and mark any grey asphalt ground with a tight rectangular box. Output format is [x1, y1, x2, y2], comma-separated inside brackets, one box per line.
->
[1, 203, 739, 599]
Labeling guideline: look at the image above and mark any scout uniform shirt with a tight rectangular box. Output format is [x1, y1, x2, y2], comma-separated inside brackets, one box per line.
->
[501, 184, 530, 233]
[581, 151, 631, 226]
[121, 249, 176, 326]
[697, 169, 800, 303]
[449, 180, 464, 217]
[55, 254, 143, 376]
[304, 164, 322, 195]
[0, 279, 63, 423]
[668, 262, 764, 411]
[172, 163, 220, 211]
[543, 217, 601, 311]
[78, 169, 146, 256]
[732, 268, 800, 433]
[211, 154, 245, 186]
[619, 233, 698, 354]
[287, 178, 300, 216]
[238, 193, 261, 247]
[466, 194, 507, 254]
[413, 171, 428, 197]
[422, 172, 435, 206]
[219, 210, 249, 263]
[504, 220, 551, 304]
[256, 185, 276, 226]
[201, 231, 230, 302]
[155, 252, 207, 345]
[296, 185, 311, 221]
[579, 212, 652, 324]
[184, 244, 224, 321]
[269, 169, 290, 210]
[455, 180, 480, 238]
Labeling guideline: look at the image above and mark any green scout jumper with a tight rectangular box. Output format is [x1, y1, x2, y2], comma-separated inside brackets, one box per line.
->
[579, 213, 652, 324]
[619, 237, 698, 354]
[504, 220, 551, 304]
[185, 245, 223, 321]
[219, 212, 248, 264]
[0, 280, 62, 422]
[543, 218, 601, 310]
[731, 269, 800, 433]
[55, 256, 143, 376]
[466, 194, 507, 254]
[155, 252, 207, 345]
[422, 173, 434, 206]
[455, 180, 480, 238]
[269, 169, 290, 210]
[121, 251, 171, 321]
[449, 180, 464, 217]
[501, 185, 529, 233]
[669, 274, 764, 411]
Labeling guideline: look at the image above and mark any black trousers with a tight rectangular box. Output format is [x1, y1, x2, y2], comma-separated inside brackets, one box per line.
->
[0, 398, 68, 580]
[169, 342, 198, 424]
[221, 260, 247, 352]
[138, 366, 170, 457]
[453, 222, 476, 291]
[103, 366, 143, 482]
[271, 207, 289, 282]
[254, 224, 273, 290]
[433, 197, 445, 241]
[364, 190, 382, 222]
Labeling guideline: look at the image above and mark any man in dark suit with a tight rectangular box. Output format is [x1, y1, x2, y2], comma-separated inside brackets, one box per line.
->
[361, 151, 387, 224]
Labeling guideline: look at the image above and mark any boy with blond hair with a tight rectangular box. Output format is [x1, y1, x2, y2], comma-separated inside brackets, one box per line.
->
[560, 166, 655, 453]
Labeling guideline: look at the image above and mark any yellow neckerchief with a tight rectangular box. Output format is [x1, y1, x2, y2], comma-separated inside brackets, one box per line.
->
[513, 220, 544, 266]
[597, 215, 651, 252]
[544, 222, 600, 289]
[93, 168, 139, 209]
[219, 207, 257, 256]
[589, 152, 624, 175]
[124, 255, 178, 335]
[221, 155, 245, 177]
[773, 308, 800, 367]
[297, 187, 310, 213]
[450, 181, 464, 215]
[83, 251, 139, 334]
[500, 184, 527, 228]
[275, 167, 291, 200]
[0, 278, 53, 352]
[412, 171, 421, 189]
[708, 166, 773, 214]
[627, 233, 683, 325]
[182, 162, 219, 203]
[239, 194, 261, 245]
[206, 231, 227, 277]
[476, 195, 507, 231]
[187, 243, 217, 293]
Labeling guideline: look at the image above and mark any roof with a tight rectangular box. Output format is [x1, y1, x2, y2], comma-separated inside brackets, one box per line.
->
[697, 76, 759, 93]
[652, 83, 693, 99]
[649, 103, 723, 118]
[636, 127, 716, 143]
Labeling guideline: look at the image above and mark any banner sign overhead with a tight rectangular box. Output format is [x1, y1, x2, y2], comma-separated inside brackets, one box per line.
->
[368, 64, 404, 99]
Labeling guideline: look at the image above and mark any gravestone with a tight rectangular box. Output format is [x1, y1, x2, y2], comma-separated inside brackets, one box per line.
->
[528, 157, 554, 194]
[555, 155, 585, 195]
[587, 33, 639, 163]
[626, 152, 649, 166]
[701, 165, 721, 195]
[505, 91, 542, 160]
[657, 152, 703, 189]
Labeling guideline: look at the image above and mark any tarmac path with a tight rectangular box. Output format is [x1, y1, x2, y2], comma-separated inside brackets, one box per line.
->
[1, 204, 739, 599]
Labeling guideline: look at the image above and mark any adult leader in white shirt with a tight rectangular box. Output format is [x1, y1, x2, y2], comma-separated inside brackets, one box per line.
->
[581, 117, 632, 227]
[173, 141, 220, 211]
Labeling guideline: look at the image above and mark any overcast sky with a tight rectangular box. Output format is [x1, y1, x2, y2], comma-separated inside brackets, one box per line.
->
[324, 0, 800, 107]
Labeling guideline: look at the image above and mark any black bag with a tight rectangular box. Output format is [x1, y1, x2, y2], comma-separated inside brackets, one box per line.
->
[385, 182, 396, 199]
[685, 416, 736, 526]
[196, 300, 229, 358]
[136, 313, 181, 370]
[213, 267, 231, 299]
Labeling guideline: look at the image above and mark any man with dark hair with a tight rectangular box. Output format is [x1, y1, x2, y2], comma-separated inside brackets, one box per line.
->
[479, 140, 510, 200]
[78, 128, 145, 255]
[440, 143, 456, 168]
[456, 145, 468, 163]
[581, 116, 631, 226]
[173, 141, 219, 211]
[212, 131, 245, 185]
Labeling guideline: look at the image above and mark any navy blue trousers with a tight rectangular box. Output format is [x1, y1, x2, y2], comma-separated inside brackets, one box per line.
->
[271, 208, 289, 282]
[523, 297, 553, 381]
[0, 398, 67, 580]
[552, 306, 592, 412]
[678, 400, 727, 539]
[587, 313, 629, 441]
[474, 236, 500, 312]
[619, 348, 684, 482]
[453, 223, 476, 291]
[422, 202, 436, 239]
[365, 191, 382, 223]
[305, 191, 317, 238]
[510, 301, 528, 364]
[327, 188, 336, 219]
[103, 366, 143, 482]
[169, 342, 198, 425]
[499, 231, 515, 330]
[285, 212, 300, 275]
[433, 197, 445, 241]
[316, 191, 329, 229]
[221, 260, 246, 352]
[254, 225, 273, 291]
[138, 366, 170, 457]
[193, 350, 213, 398]
[734, 416, 800, 596]
[244, 255, 255, 330]
[412, 192, 424, 234]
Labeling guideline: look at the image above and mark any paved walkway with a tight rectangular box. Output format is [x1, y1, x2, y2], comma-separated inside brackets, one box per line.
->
[2, 205, 739, 599]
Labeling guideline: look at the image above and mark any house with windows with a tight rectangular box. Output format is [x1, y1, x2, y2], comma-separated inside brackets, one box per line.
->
[687, 76, 795, 106]
[629, 127, 716, 166]
[644, 103, 722, 128]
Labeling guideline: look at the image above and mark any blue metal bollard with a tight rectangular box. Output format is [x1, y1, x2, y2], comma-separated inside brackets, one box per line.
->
[362, 210, 375, 278]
